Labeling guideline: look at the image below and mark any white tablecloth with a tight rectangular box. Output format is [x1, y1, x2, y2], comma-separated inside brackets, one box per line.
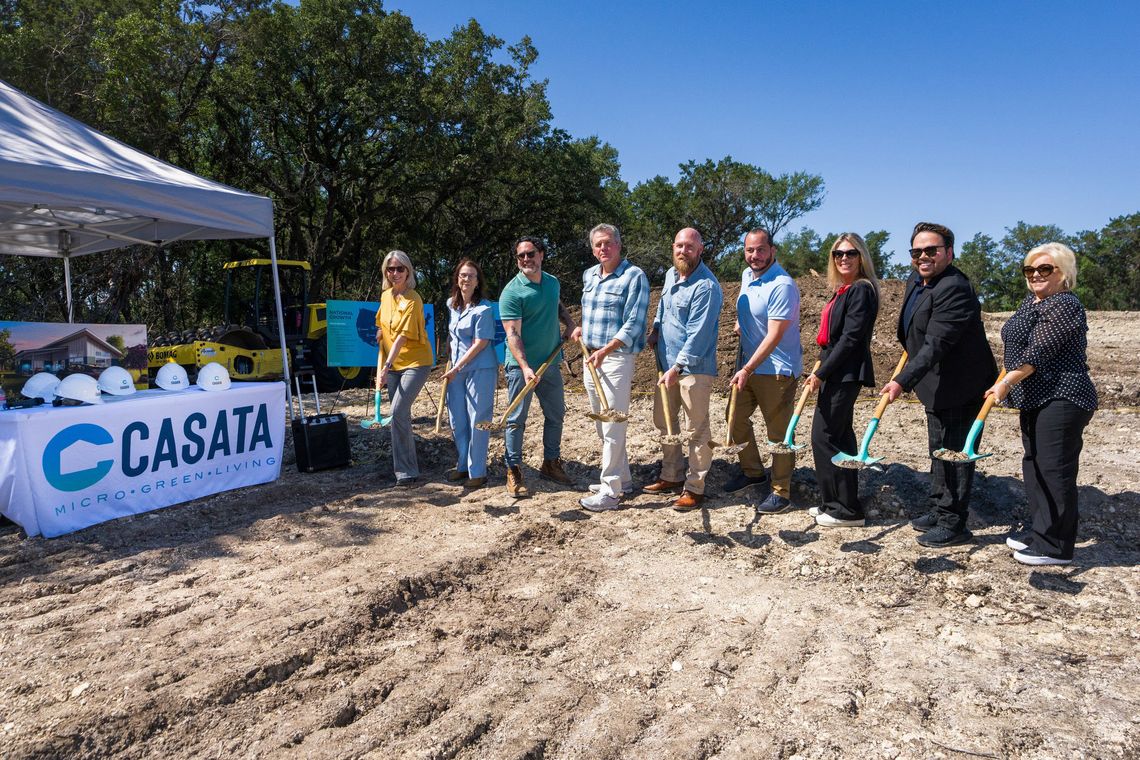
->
[0, 382, 285, 537]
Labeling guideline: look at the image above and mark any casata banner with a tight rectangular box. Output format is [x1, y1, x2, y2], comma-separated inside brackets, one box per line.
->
[0, 382, 285, 537]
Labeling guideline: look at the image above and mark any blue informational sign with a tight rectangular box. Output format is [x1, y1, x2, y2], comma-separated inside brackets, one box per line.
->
[490, 302, 507, 365]
[326, 300, 435, 367]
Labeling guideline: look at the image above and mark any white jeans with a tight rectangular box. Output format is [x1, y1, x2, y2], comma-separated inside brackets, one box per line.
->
[584, 351, 635, 497]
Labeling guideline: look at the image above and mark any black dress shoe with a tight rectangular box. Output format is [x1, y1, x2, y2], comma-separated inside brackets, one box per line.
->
[916, 525, 973, 548]
[909, 513, 938, 533]
[395, 477, 418, 488]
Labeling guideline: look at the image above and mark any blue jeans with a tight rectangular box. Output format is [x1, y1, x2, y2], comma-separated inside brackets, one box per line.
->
[504, 365, 564, 467]
[446, 366, 496, 478]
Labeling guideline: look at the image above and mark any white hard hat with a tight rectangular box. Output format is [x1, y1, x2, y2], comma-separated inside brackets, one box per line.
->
[97, 366, 136, 396]
[55, 374, 104, 405]
[22, 372, 61, 400]
[155, 362, 190, 391]
[195, 362, 231, 392]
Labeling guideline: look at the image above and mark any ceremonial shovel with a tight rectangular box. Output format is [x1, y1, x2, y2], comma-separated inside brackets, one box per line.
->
[768, 360, 822, 455]
[831, 351, 908, 469]
[709, 383, 746, 457]
[578, 339, 629, 423]
[476, 339, 565, 432]
[360, 346, 392, 429]
[932, 369, 1007, 463]
[653, 346, 687, 446]
[655, 372, 688, 446]
[433, 362, 451, 434]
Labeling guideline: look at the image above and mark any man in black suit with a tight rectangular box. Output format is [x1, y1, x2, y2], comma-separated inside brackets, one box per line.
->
[881, 222, 997, 547]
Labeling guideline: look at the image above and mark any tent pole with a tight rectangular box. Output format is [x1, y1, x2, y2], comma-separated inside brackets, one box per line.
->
[59, 229, 74, 323]
[63, 254, 73, 324]
[268, 237, 294, 423]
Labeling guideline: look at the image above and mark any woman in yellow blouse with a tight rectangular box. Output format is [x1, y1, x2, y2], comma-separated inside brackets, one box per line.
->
[374, 250, 433, 486]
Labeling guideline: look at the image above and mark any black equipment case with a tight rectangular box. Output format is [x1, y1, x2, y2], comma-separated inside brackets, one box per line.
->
[291, 373, 351, 473]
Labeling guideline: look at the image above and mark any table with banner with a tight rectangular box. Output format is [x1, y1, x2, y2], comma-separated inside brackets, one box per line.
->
[0, 381, 286, 538]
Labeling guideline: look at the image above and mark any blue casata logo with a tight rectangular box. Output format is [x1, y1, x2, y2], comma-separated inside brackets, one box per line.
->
[42, 423, 115, 492]
[40, 405, 275, 494]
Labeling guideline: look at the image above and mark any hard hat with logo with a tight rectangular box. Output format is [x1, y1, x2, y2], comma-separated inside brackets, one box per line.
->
[97, 366, 136, 396]
[22, 372, 61, 401]
[155, 361, 190, 391]
[195, 361, 232, 392]
[55, 373, 103, 405]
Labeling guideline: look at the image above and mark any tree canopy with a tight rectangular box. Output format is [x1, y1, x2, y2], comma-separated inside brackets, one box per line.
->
[1, 0, 1136, 333]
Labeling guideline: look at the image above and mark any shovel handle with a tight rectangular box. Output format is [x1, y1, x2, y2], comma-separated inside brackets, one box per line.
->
[657, 371, 678, 437]
[793, 360, 823, 418]
[578, 339, 612, 412]
[872, 351, 910, 420]
[976, 369, 1007, 422]
[373, 343, 386, 392]
[724, 384, 739, 445]
[434, 362, 451, 433]
[494, 339, 565, 426]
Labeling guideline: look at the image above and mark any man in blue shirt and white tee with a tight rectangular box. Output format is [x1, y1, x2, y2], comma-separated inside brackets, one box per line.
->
[571, 223, 650, 512]
[646, 227, 724, 512]
[729, 228, 803, 513]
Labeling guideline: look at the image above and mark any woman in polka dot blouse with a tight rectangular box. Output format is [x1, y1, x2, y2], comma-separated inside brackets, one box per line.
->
[984, 242, 1097, 566]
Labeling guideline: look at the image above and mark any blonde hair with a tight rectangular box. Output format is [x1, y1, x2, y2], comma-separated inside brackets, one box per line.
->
[827, 233, 879, 295]
[1025, 242, 1077, 290]
[381, 250, 417, 290]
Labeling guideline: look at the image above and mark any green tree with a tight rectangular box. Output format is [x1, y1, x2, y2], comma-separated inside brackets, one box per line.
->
[751, 171, 826, 241]
[1073, 213, 1140, 310]
[957, 233, 1001, 305]
[0, 328, 15, 370]
[778, 227, 826, 278]
[627, 157, 825, 281]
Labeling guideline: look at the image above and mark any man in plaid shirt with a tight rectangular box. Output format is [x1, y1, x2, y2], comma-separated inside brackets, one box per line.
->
[571, 223, 650, 511]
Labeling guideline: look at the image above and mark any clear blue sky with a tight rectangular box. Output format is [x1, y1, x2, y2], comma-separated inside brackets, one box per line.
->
[389, 0, 1139, 265]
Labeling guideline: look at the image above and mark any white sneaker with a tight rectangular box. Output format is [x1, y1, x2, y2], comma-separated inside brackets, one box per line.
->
[589, 483, 631, 496]
[808, 506, 822, 517]
[815, 512, 866, 528]
[1005, 535, 1030, 552]
[579, 492, 621, 512]
[1013, 549, 1072, 566]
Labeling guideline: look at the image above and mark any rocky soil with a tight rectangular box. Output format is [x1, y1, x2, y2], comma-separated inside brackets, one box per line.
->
[1, 280, 1137, 759]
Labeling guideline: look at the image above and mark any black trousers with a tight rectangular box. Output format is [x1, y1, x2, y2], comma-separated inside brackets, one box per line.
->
[811, 380, 863, 519]
[926, 398, 985, 532]
[1021, 399, 1094, 559]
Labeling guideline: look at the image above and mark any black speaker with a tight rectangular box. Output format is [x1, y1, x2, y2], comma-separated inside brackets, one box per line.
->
[292, 413, 351, 473]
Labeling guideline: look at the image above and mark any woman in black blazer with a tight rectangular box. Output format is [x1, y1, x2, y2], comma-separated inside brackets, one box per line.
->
[807, 233, 880, 527]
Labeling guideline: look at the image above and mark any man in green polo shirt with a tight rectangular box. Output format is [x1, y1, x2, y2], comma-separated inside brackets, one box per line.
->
[500, 236, 575, 496]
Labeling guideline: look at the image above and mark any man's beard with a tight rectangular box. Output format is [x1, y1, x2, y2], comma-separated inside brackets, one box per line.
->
[674, 255, 697, 276]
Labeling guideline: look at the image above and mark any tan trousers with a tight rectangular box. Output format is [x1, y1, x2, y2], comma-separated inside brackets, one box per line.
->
[733, 373, 798, 497]
[653, 373, 714, 494]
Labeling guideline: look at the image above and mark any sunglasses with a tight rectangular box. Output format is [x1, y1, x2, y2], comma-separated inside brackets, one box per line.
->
[516, 250, 539, 260]
[908, 245, 945, 259]
[832, 249, 860, 260]
[1022, 264, 1057, 278]
[385, 265, 407, 273]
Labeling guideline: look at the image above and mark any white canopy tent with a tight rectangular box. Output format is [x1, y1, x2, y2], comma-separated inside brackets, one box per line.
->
[0, 78, 293, 410]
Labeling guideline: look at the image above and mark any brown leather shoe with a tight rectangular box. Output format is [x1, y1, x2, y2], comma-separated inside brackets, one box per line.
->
[642, 478, 685, 494]
[672, 490, 705, 512]
[539, 458, 574, 486]
[463, 476, 487, 490]
[506, 466, 529, 497]
[446, 468, 469, 482]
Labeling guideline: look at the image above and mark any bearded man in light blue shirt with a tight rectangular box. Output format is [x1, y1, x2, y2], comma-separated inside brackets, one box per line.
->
[645, 228, 723, 512]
